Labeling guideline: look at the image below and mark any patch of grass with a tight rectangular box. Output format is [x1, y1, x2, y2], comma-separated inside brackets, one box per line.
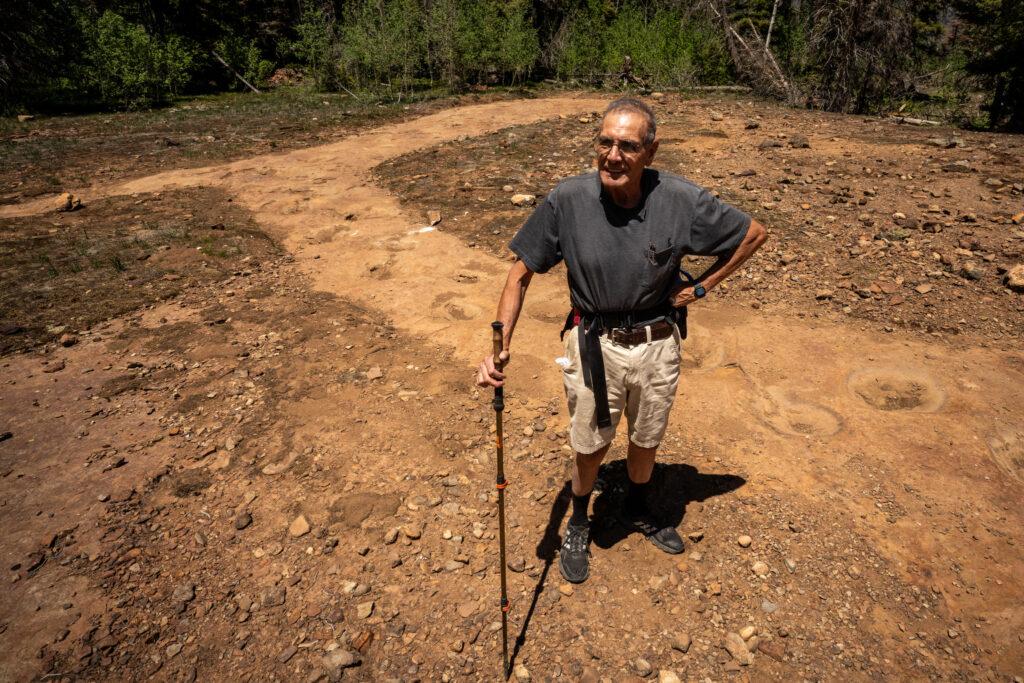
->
[0, 84, 529, 206]
[0, 186, 279, 355]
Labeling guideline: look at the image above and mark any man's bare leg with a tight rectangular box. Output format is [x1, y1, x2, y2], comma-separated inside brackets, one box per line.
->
[625, 442, 657, 484]
[622, 440, 683, 553]
[572, 444, 610, 497]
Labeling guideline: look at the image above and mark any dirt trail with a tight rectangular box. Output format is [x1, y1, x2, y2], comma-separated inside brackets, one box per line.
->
[3, 95, 1023, 680]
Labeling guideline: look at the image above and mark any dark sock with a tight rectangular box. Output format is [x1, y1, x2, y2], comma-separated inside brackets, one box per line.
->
[570, 491, 592, 526]
[625, 479, 651, 516]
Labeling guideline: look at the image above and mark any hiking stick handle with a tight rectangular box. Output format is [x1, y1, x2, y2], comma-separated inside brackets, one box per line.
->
[491, 321, 504, 370]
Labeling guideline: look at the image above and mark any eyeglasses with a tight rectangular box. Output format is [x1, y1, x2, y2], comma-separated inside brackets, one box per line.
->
[594, 135, 645, 156]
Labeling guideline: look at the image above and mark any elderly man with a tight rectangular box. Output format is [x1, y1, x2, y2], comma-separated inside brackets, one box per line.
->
[477, 98, 767, 583]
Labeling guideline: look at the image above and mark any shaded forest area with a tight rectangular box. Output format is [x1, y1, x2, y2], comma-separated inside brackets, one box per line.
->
[2, 0, 1021, 130]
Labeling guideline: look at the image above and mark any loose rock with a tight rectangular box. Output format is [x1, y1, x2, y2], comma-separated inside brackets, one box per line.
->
[234, 512, 253, 530]
[510, 194, 536, 207]
[633, 657, 653, 677]
[671, 633, 691, 653]
[289, 515, 311, 537]
[724, 632, 753, 665]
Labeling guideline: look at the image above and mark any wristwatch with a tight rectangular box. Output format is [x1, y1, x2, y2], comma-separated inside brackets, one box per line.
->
[679, 269, 706, 298]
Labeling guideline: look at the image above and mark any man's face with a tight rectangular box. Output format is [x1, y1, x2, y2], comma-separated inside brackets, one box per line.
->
[595, 110, 658, 197]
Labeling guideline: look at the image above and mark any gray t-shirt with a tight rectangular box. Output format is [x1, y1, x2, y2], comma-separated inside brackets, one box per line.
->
[509, 169, 751, 313]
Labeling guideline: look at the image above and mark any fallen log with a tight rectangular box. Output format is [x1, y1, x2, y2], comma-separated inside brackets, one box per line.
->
[890, 115, 942, 126]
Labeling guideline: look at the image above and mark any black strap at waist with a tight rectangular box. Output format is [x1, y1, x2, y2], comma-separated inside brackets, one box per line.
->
[564, 303, 681, 430]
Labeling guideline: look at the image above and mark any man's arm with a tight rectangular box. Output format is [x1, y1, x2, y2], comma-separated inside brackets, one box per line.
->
[670, 218, 768, 307]
[476, 259, 535, 388]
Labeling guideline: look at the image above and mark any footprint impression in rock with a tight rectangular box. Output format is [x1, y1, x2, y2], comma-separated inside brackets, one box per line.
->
[987, 426, 1024, 484]
[432, 292, 482, 322]
[847, 367, 945, 412]
[679, 323, 725, 371]
[758, 386, 843, 438]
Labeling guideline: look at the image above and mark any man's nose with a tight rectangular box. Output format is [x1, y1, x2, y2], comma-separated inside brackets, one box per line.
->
[607, 143, 624, 162]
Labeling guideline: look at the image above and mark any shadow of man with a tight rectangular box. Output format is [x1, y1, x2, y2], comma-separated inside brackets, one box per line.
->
[592, 459, 745, 549]
[509, 455, 745, 669]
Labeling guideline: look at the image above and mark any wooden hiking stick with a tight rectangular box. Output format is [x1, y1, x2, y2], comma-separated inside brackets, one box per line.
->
[491, 321, 511, 677]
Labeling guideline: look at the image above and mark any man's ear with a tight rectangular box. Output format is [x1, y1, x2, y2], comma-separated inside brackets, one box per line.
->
[645, 139, 659, 166]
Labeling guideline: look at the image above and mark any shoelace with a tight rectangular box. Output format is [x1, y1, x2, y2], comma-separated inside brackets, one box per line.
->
[563, 527, 588, 553]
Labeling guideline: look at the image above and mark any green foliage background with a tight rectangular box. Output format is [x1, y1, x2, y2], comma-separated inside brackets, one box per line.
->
[1, 0, 1020, 130]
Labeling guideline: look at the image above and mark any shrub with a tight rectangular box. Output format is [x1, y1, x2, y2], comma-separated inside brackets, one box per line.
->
[340, 0, 427, 92]
[214, 36, 275, 89]
[292, 1, 343, 91]
[79, 10, 196, 109]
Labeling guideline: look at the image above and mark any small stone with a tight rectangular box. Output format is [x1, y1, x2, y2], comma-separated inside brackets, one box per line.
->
[739, 625, 757, 640]
[960, 262, 983, 280]
[172, 583, 195, 603]
[507, 557, 526, 573]
[322, 648, 360, 672]
[686, 531, 703, 543]
[784, 558, 797, 573]
[1004, 264, 1024, 292]
[234, 512, 253, 530]
[42, 360, 65, 373]
[513, 663, 531, 681]
[737, 535, 752, 548]
[289, 515, 311, 537]
[59, 333, 78, 347]
[815, 289, 834, 300]
[457, 601, 477, 618]
[745, 120, 760, 129]
[761, 599, 778, 613]
[789, 134, 810, 148]
[915, 283, 934, 294]
[671, 633, 691, 653]
[427, 210, 442, 226]
[658, 670, 681, 683]
[366, 366, 383, 380]
[846, 564, 862, 579]
[511, 194, 536, 207]
[17, 114, 34, 122]
[633, 657, 653, 677]
[948, 628, 959, 639]
[558, 583, 574, 597]
[401, 523, 423, 540]
[278, 645, 297, 663]
[384, 527, 399, 544]
[724, 632, 753, 665]
[97, 493, 109, 502]
[752, 561, 769, 577]
[166, 642, 183, 658]
[356, 601, 374, 619]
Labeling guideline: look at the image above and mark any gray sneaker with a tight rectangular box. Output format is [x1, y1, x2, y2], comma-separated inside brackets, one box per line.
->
[618, 508, 684, 554]
[559, 521, 590, 583]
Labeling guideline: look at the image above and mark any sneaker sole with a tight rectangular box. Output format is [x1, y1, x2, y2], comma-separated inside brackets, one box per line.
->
[647, 534, 684, 555]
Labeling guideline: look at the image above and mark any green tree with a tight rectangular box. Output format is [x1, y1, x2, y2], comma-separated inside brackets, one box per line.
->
[340, 0, 427, 93]
[79, 10, 197, 109]
[954, 0, 1024, 129]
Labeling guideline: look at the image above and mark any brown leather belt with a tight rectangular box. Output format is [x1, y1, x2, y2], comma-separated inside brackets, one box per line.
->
[607, 319, 675, 346]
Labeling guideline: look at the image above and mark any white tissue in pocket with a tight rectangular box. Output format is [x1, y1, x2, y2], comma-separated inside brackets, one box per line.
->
[555, 356, 571, 368]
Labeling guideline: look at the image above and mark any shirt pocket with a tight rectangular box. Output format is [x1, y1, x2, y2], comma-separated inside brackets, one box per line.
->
[640, 243, 678, 293]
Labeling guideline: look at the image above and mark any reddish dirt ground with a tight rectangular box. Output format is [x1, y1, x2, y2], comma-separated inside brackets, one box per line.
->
[1, 93, 1023, 683]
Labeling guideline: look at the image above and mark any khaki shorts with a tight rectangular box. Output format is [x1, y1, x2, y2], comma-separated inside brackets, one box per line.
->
[561, 324, 682, 454]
